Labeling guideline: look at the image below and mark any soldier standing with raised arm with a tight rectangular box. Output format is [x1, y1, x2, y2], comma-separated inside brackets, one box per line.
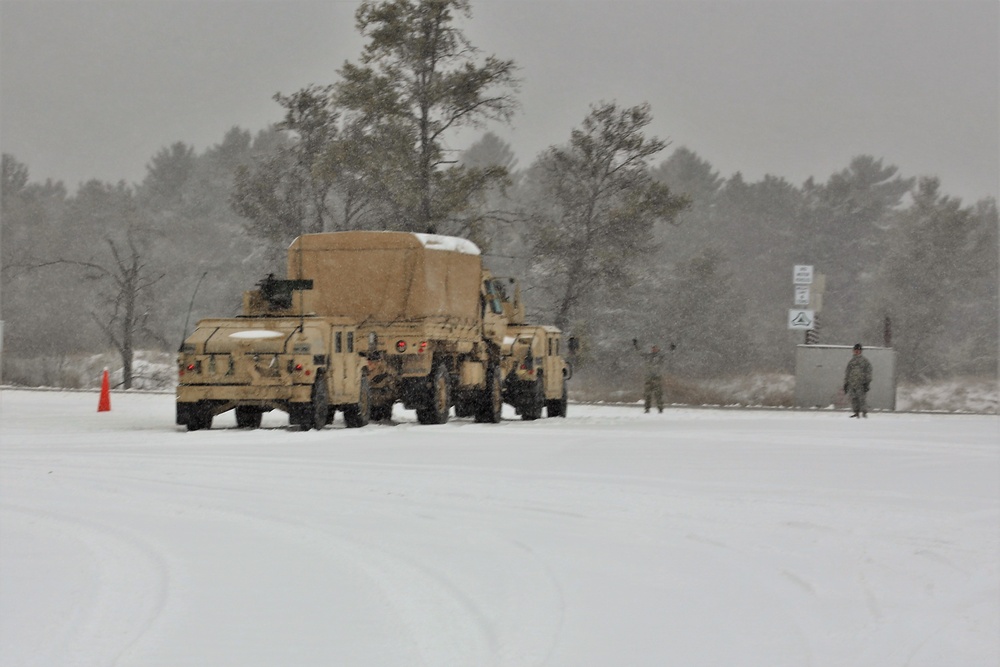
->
[634, 339, 667, 413]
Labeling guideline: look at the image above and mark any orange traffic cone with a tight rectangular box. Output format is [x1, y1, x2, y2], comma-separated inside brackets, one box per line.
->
[98, 368, 111, 412]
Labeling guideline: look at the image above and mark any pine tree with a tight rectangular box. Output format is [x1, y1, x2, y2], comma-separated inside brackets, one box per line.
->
[335, 0, 519, 232]
[527, 101, 689, 330]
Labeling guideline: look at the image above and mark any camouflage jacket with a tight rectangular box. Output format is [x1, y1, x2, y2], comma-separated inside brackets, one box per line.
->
[844, 355, 873, 393]
[641, 350, 666, 378]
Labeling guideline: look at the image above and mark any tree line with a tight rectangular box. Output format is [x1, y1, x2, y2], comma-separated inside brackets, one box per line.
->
[1, 0, 996, 392]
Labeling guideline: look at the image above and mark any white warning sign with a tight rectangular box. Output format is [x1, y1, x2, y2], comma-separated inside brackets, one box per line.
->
[788, 309, 815, 330]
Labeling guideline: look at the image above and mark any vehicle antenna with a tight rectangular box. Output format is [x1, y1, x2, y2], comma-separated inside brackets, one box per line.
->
[297, 240, 306, 333]
[179, 270, 208, 351]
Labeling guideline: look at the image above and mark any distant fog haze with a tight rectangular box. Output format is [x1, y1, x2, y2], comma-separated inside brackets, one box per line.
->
[1, 0, 996, 204]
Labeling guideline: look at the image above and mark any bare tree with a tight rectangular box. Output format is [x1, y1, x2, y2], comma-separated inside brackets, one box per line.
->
[29, 179, 166, 390]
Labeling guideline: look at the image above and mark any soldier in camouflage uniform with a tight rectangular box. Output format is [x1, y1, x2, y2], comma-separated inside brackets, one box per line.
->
[636, 342, 666, 413]
[843, 343, 873, 418]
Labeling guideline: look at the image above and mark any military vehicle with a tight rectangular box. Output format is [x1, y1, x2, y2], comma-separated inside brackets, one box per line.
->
[504, 324, 570, 419]
[176, 295, 370, 431]
[483, 276, 571, 419]
[176, 231, 570, 430]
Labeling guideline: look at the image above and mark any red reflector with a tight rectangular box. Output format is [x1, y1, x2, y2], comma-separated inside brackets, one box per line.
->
[305, 370, 311, 376]
[187, 364, 196, 371]
[295, 363, 303, 371]
[418, 342, 428, 353]
[396, 340, 407, 353]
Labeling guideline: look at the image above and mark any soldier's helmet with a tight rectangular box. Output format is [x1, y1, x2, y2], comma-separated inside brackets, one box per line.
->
[853, 343, 862, 351]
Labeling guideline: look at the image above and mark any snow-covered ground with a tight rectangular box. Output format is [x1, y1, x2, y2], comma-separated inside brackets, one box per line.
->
[1, 389, 997, 667]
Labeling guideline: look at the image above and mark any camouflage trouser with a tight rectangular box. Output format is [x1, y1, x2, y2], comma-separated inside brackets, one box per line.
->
[848, 389, 868, 416]
[644, 375, 663, 412]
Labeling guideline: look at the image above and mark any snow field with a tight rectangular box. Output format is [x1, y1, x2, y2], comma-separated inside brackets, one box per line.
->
[1, 389, 997, 666]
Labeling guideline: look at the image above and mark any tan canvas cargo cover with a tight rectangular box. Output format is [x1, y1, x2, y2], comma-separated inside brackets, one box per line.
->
[287, 231, 483, 323]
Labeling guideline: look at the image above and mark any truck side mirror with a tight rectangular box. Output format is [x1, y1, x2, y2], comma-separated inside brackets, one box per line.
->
[568, 336, 580, 355]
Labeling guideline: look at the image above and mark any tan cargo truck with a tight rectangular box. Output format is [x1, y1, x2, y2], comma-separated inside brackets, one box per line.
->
[286, 232, 572, 423]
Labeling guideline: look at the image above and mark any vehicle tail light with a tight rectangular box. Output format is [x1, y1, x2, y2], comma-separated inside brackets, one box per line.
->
[396, 340, 407, 353]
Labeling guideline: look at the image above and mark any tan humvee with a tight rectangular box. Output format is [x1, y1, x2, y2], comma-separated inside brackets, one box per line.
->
[176, 311, 370, 431]
[502, 324, 571, 419]
[484, 275, 572, 419]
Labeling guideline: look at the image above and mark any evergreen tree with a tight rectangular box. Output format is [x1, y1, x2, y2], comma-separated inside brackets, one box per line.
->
[1, 155, 73, 365]
[652, 147, 723, 230]
[335, 0, 519, 232]
[800, 155, 913, 341]
[232, 86, 341, 251]
[869, 179, 997, 380]
[663, 248, 753, 375]
[711, 172, 805, 369]
[527, 101, 689, 330]
[141, 142, 196, 208]
[461, 131, 518, 173]
[143, 129, 264, 348]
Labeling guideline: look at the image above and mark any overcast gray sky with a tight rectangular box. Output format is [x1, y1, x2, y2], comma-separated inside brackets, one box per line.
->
[1, 0, 997, 203]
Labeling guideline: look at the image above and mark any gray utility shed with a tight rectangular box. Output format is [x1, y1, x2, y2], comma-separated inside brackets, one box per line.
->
[794, 344, 897, 411]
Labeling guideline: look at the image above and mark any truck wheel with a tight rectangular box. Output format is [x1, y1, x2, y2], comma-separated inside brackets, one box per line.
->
[309, 375, 330, 430]
[370, 403, 393, 422]
[474, 366, 503, 423]
[417, 364, 450, 425]
[547, 384, 568, 418]
[344, 375, 371, 428]
[188, 412, 213, 431]
[179, 401, 213, 431]
[235, 406, 263, 429]
[521, 377, 544, 421]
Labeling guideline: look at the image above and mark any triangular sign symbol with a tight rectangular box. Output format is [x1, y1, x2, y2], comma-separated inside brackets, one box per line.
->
[791, 312, 812, 327]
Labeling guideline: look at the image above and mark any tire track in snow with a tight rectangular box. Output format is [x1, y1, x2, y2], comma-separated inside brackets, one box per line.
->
[204, 474, 570, 666]
[0, 504, 170, 667]
[11, 450, 571, 665]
